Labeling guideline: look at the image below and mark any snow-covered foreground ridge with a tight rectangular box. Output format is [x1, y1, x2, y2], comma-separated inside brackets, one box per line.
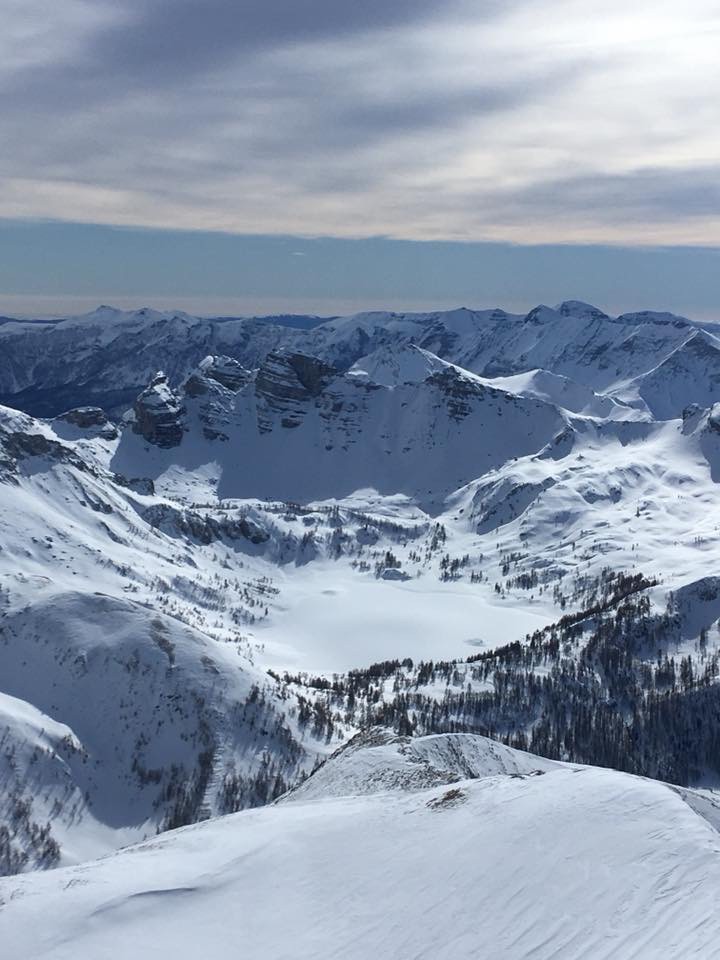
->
[3, 730, 720, 960]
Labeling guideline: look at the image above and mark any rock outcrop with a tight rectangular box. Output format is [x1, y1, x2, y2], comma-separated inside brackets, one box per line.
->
[140, 502, 269, 545]
[184, 356, 252, 396]
[255, 352, 337, 432]
[132, 372, 185, 448]
[53, 407, 118, 439]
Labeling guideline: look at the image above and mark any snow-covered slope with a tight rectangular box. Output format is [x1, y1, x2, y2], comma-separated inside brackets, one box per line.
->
[0, 590, 327, 871]
[347, 342, 451, 386]
[4, 298, 720, 890]
[112, 350, 567, 508]
[286, 727, 557, 800]
[2, 733, 720, 960]
[489, 368, 627, 418]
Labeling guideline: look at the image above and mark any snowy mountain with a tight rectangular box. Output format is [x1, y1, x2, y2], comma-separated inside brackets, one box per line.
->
[3, 298, 720, 958]
[113, 349, 567, 507]
[0, 402, 358, 872]
[3, 731, 720, 959]
[1, 300, 718, 420]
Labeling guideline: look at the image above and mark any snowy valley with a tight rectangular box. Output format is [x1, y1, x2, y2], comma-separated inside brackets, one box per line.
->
[2, 301, 720, 956]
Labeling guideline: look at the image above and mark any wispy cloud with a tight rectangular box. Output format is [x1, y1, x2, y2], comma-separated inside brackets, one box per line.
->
[1, 0, 718, 243]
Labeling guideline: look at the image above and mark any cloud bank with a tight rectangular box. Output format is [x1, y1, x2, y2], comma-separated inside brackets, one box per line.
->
[1, 0, 718, 243]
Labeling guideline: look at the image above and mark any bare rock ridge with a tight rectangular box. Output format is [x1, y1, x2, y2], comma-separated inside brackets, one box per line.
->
[53, 407, 119, 439]
[255, 352, 338, 431]
[185, 356, 253, 396]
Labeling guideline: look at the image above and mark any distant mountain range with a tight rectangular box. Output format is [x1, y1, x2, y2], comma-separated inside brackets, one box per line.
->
[2, 300, 719, 418]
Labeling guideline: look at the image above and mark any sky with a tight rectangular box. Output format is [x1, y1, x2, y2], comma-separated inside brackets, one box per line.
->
[1, 1, 718, 318]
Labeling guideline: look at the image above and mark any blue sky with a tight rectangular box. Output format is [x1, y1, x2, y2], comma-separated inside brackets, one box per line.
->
[2, 221, 718, 320]
[1, 2, 718, 318]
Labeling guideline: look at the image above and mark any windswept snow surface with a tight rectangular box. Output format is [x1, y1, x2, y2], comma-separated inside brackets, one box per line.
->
[2, 734, 720, 960]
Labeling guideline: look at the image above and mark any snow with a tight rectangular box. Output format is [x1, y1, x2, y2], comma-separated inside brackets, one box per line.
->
[2, 734, 720, 959]
[347, 342, 451, 386]
[255, 559, 552, 672]
[5, 299, 720, 908]
[488, 368, 628, 418]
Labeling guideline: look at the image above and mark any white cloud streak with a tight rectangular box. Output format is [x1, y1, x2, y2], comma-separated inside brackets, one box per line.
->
[1, 0, 718, 243]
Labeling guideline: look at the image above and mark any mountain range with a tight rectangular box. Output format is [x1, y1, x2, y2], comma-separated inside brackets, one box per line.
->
[3, 300, 720, 420]
[1, 300, 720, 957]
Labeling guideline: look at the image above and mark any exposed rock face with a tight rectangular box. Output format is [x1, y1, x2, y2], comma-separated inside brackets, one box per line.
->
[427, 367, 489, 421]
[140, 503, 269, 545]
[185, 356, 252, 396]
[705, 403, 720, 434]
[53, 407, 118, 439]
[255, 352, 337, 432]
[0, 426, 94, 484]
[201, 356, 253, 392]
[257, 352, 336, 401]
[112, 473, 155, 496]
[132, 373, 185, 448]
[181, 356, 252, 442]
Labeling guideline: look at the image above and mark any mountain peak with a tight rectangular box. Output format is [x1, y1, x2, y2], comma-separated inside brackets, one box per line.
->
[524, 304, 559, 324]
[556, 300, 609, 320]
[348, 342, 450, 387]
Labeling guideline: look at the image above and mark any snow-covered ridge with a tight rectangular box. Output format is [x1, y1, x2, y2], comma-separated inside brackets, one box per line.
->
[284, 727, 557, 801]
[1, 299, 718, 420]
[2, 733, 720, 959]
[488, 368, 629, 418]
[347, 342, 452, 386]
